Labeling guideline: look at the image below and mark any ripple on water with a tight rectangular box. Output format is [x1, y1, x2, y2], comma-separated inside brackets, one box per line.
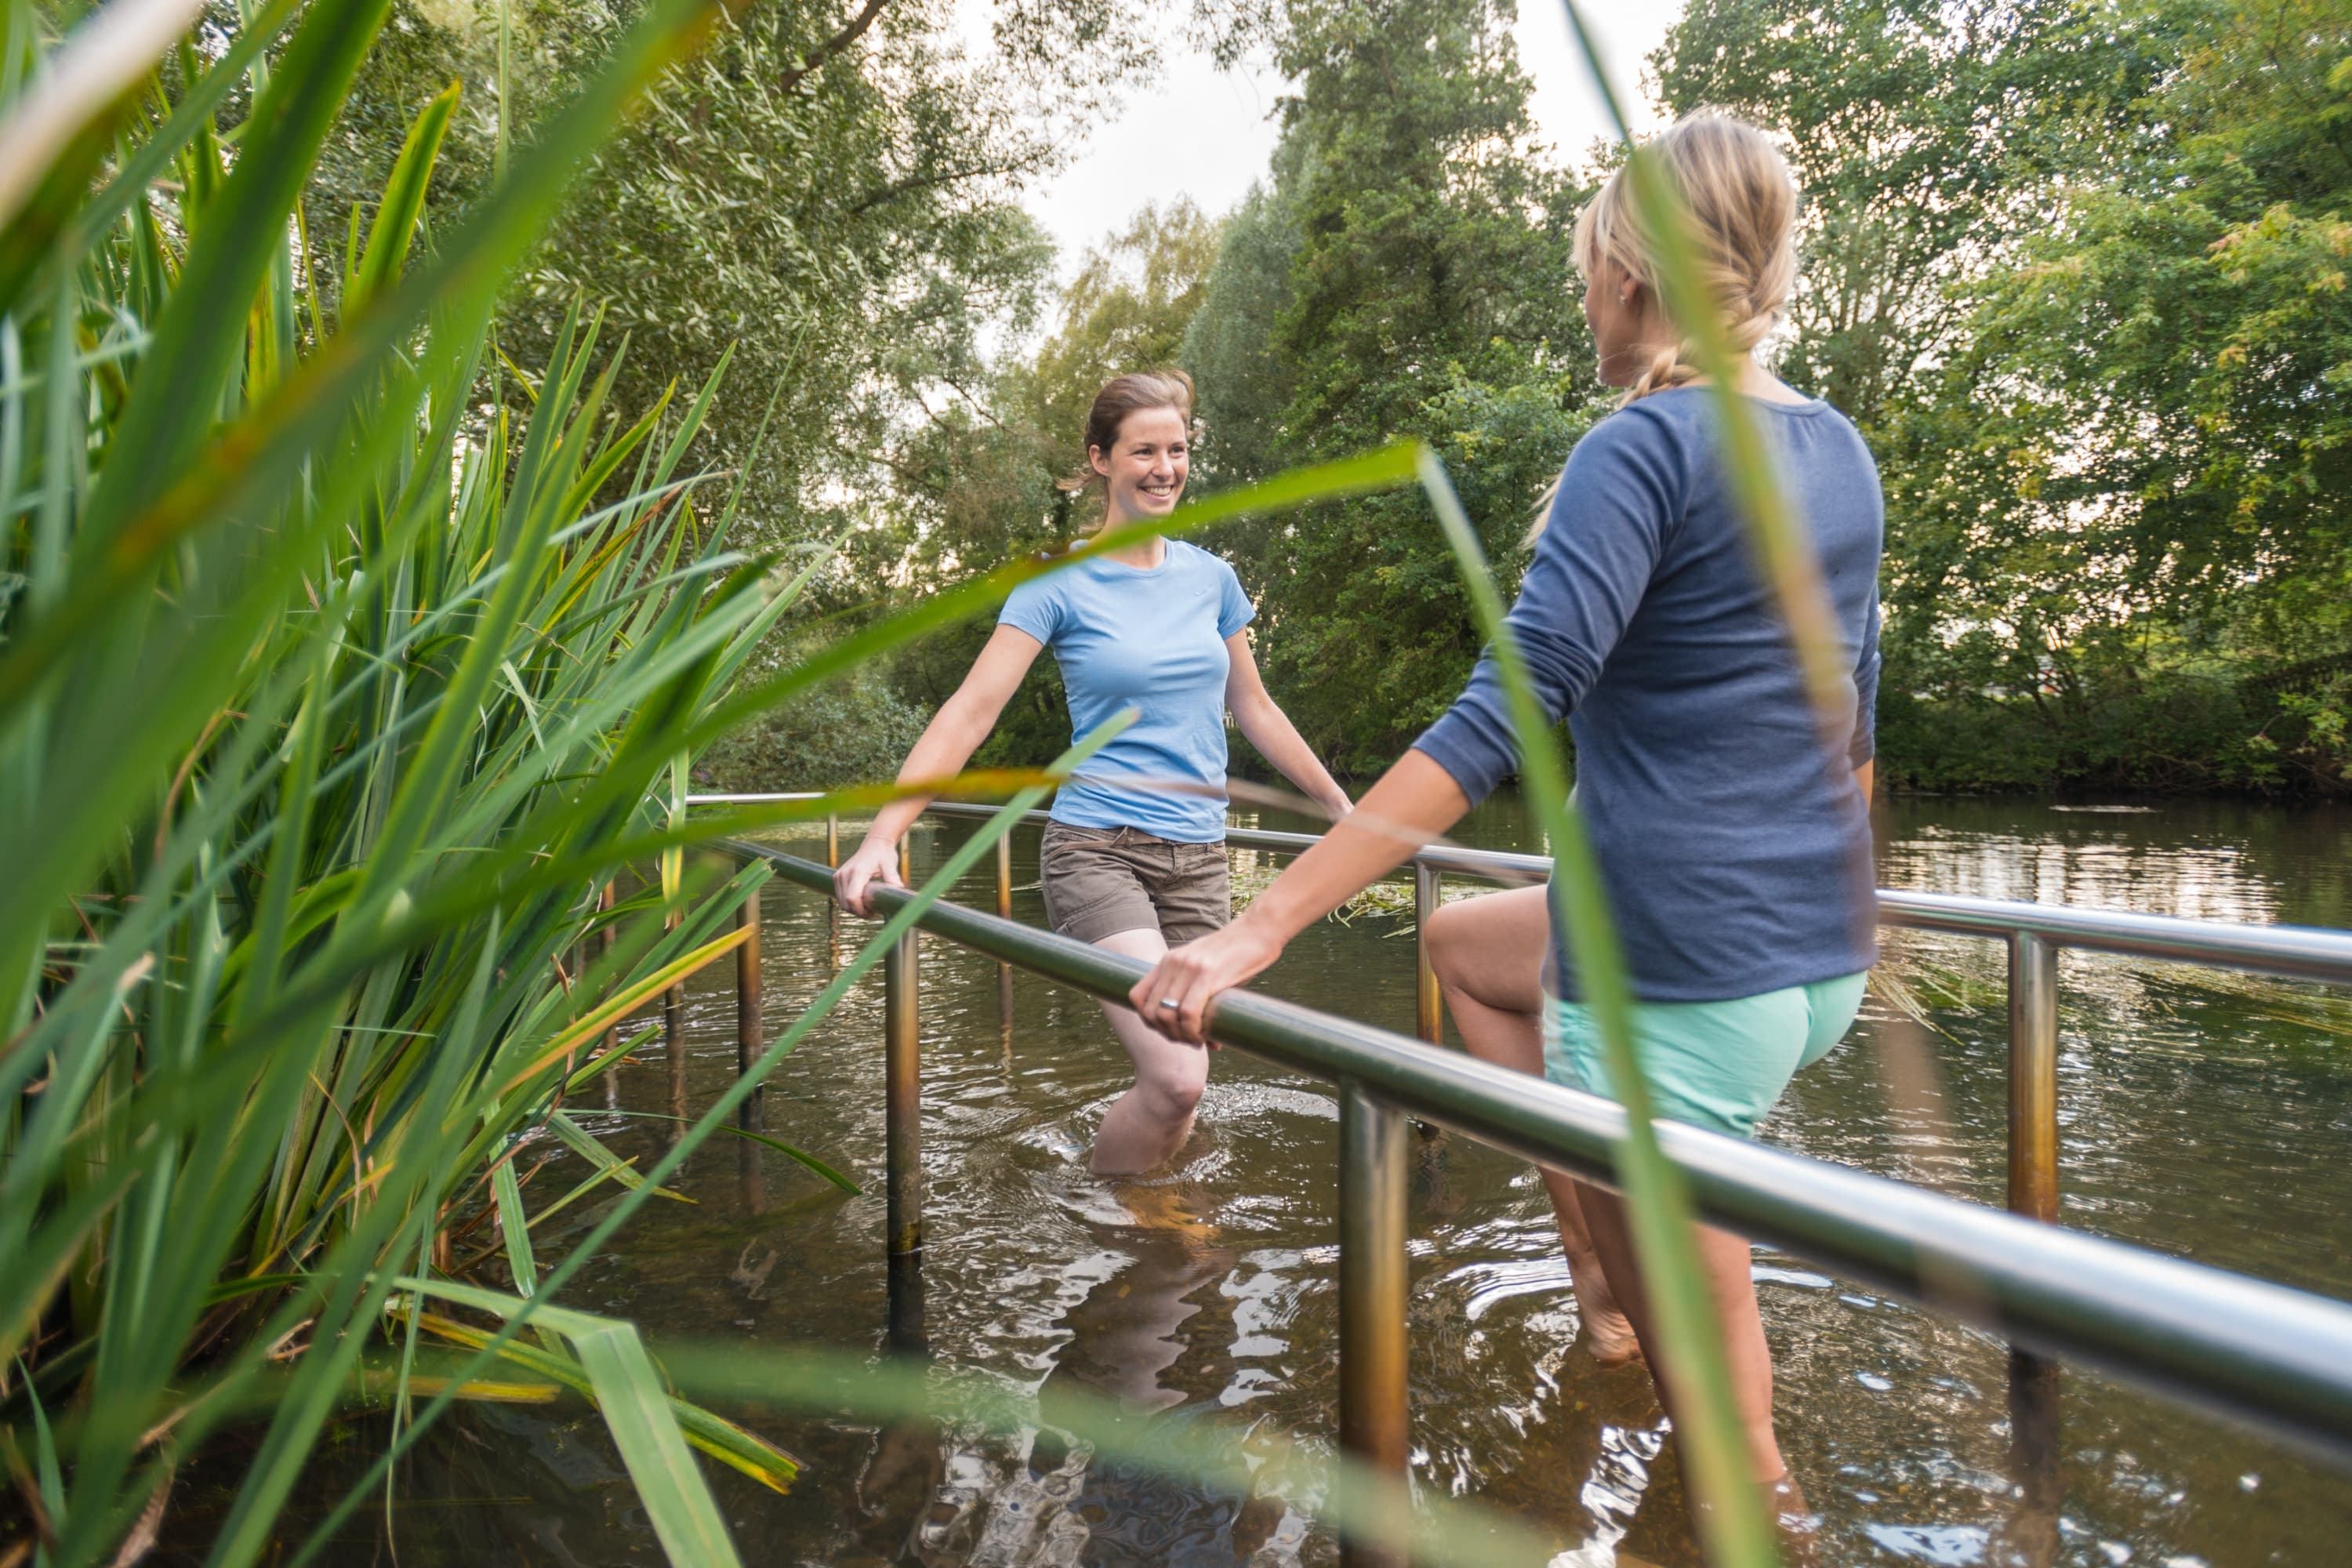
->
[393, 804, 2352, 1566]
[1863, 1522, 1991, 1565]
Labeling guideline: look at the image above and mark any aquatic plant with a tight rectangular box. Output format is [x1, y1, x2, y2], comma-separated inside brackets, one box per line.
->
[0, 1, 834, 1559]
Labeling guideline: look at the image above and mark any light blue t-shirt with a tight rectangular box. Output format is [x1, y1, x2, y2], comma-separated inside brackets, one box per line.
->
[998, 539, 1256, 843]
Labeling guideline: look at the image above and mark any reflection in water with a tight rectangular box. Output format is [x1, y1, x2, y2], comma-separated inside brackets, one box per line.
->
[289, 797, 2352, 1566]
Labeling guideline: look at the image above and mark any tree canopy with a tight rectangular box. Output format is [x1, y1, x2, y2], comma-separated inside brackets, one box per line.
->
[401, 0, 2350, 796]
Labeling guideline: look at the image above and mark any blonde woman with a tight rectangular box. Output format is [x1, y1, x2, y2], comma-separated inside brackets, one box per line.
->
[836, 371, 1351, 1177]
[1131, 112, 1882, 1504]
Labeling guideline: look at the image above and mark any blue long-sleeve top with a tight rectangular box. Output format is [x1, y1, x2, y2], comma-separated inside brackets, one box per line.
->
[1412, 387, 1882, 1003]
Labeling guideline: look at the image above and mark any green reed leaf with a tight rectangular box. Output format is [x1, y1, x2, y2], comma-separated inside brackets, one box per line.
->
[282, 714, 1138, 1566]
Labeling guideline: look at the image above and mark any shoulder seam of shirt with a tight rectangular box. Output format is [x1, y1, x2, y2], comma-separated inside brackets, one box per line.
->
[1588, 399, 1693, 550]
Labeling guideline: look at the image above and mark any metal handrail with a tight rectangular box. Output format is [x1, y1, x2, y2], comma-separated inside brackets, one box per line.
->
[699, 794, 2352, 1557]
[904, 800, 2352, 984]
[691, 794, 2352, 981]
[729, 842, 2352, 1458]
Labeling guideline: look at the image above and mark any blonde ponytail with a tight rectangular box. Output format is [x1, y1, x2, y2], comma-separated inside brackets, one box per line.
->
[1575, 110, 1797, 409]
[1530, 110, 1798, 540]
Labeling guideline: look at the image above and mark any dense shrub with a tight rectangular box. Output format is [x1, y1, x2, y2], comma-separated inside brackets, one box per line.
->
[700, 670, 931, 789]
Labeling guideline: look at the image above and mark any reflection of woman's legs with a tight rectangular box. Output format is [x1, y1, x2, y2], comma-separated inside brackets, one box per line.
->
[1089, 924, 1210, 1174]
[1425, 886, 1639, 1363]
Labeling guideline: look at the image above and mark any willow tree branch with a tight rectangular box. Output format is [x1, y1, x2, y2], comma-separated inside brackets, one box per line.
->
[778, 0, 891, 93]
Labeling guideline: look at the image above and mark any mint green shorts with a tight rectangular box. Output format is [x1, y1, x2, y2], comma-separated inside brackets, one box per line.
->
[1542, 973, 1868, 1140]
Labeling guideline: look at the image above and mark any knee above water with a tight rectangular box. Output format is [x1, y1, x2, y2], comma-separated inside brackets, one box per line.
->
[1138, 1058, 1207, 1118]
[1425, 900, 1474, 983]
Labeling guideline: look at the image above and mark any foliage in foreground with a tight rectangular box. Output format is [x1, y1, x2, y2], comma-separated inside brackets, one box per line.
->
[0, 2, 820, 1560]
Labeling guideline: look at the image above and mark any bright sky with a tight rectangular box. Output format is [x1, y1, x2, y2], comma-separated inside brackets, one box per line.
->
[1022, 2, 1683, 280]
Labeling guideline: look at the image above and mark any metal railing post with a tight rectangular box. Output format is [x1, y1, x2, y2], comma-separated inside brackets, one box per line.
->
[826, 813, 842, 967]
[996, 832, 1015, 1044]
[886, 838, 925, 1352]
[2008, 931, 2060, 1222]
[1338, 1081, 1410, 1568]
[1413, 863, 1443, 1045]
[736, 887, 764, 1135]
[2007, 929, 2063, 1526]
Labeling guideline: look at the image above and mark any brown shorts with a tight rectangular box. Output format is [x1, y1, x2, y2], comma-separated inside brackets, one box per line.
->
[1039, 823, 1232, 946]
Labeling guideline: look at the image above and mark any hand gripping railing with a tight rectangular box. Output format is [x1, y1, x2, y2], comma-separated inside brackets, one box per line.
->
[700, 800, 2352, 1564]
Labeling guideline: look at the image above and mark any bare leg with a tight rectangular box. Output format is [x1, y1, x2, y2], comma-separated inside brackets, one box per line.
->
[1089, 925, 1210, 1175]
[1572, 1184, 1789, 1489]
[1425, 887, 1640, 1364]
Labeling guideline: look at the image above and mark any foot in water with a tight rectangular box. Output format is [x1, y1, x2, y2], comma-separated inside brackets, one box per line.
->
[1571, 1265, 1644, 1370]
[1580, 1319, 1646, 1370]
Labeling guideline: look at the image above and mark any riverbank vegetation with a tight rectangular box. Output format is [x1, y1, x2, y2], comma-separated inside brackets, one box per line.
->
[836, 0, 2352, 796]
[0, 2, 845, 1555]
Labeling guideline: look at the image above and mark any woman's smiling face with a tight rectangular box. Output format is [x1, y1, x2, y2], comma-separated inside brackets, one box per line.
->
[1090, 405, 1189, 521]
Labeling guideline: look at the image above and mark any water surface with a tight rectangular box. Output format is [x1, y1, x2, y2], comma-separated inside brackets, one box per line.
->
[296, 795, 2352, 1565]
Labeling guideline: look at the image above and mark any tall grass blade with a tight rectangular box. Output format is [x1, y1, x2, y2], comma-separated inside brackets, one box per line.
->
[346, 80, 459, 314]
[397, 1280, 744, 1566]
[285, 715, 1139, 1565]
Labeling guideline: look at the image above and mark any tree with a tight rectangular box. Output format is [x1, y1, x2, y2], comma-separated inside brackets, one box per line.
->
[1652, 0, 2163, 429]
[1181, 0, 1600, 771]
[1181, 138, 1309, 488]
[1661, 0, 2352, 792]
[327, 2, 1076, 556]
[1909, 0, 2352, 789]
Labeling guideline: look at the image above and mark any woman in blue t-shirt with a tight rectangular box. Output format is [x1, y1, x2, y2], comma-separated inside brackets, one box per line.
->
[1128, 114, 1880, 1508]
[835, 372, 1352, 1175]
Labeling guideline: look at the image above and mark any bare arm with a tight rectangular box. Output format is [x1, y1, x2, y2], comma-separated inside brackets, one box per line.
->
[1224, 631, 1352, 820]
[1129, 750, 1471, 1043]
[833, 623, 1043, 915]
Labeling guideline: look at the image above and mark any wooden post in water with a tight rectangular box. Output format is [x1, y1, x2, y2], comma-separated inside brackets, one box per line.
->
[735, 885, 767, 1212]
[884, 837, 925, 1351]
[598, 881, 619, 1109]
[2005, 930, 2063, 1555]
[1338, 1080, 1410, 1568]
[662, 978, 687, 1130]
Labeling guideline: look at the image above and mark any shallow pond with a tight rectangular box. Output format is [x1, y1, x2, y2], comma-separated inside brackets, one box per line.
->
[281, 794, 2352, 1566]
